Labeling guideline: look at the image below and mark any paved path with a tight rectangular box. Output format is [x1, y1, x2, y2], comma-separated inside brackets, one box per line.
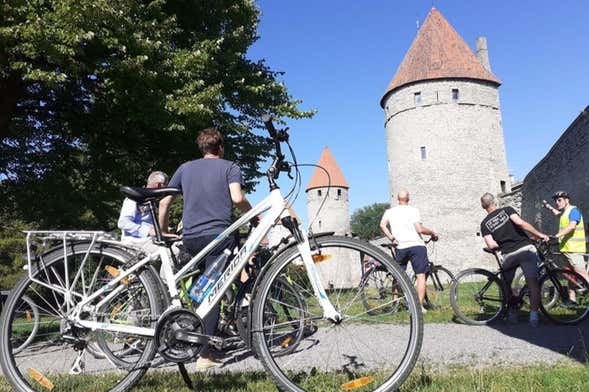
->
[4, 321, 588, 378]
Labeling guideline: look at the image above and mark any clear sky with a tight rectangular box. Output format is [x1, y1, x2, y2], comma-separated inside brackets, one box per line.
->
[246, 0, 588, 226]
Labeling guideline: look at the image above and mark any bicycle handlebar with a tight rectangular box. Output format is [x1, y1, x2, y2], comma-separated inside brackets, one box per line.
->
[261, 115, 292, 187]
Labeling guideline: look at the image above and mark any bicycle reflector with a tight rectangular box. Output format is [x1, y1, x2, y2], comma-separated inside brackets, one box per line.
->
[28, 368, 54, 391]
[105, 265, 129, 285]
[340, 376, 375, 391]
[312, 253, 332, 264]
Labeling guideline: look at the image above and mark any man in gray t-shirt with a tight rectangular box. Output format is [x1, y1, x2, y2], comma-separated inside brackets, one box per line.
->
[159, 128, 253, 369]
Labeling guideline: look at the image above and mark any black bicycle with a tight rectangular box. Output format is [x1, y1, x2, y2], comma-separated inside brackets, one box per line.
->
[450, 239, 589, 325]
[361, 238, 454, 315]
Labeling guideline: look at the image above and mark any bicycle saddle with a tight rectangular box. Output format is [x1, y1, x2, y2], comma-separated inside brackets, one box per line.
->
[120, 186, 182, 203]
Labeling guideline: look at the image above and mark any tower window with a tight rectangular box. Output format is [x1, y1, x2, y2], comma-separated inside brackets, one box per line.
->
[420, 146, 427, 160]
[336, 189, 342, 199]
[452, 88, 459, 102]
[318, 220, 322, 229]
[317, 189, 322, 197]
[414, 92, 422, 106]
[500, 180, 506, 193]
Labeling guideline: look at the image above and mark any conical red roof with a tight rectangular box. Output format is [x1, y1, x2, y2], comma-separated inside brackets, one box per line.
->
[306, 146, 349, 191]
[380, 7, 501, 107]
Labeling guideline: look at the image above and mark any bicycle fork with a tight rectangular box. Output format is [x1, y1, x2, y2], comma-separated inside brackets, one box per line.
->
[284, 219, 340, 323]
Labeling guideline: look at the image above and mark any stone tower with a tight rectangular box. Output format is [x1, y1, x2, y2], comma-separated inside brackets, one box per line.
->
[380, 8, 511, 271]
[306, 146, 351, 236]
[306, 147, 360, 288]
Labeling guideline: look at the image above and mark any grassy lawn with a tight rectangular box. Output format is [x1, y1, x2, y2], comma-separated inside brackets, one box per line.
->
[1, 364, 587, 391]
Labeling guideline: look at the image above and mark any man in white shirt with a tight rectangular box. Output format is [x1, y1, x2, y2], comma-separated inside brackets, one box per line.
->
[118, 171, 168, 254]
[380, 190, 438, 310]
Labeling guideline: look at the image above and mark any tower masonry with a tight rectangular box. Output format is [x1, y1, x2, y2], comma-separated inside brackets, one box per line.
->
[306, 147, 361, 288]
[380, 8, 511, 271]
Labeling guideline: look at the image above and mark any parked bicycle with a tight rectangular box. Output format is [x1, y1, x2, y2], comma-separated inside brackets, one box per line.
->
[362, 238, 454, 315]
[0, 116, 423, 392]
[450, 238, 589, 325]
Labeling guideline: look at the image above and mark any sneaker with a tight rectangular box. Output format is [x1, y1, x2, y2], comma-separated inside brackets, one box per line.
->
[561, 299, 578, 309]
[529, 311, 540, 328]
[507, 309, 519, 324]
[196, 356, 223, 370]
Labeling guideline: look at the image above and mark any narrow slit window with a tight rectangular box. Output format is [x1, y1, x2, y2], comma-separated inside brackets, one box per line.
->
[500, 180, 506, 193]
[336, 189, 342, 199]
[414, 92, 422, 106]
[317, 189, 322, 197]
[420, 146, 427, 160]
[452, 88, 459, 102]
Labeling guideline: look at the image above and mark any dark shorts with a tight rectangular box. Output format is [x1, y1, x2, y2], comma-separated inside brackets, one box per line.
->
[395, 246, 429, 274]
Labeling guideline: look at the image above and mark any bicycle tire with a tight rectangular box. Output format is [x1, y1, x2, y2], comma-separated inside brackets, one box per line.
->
[252, 235, 423, 392]
[539, 268, 589, 325]
[423, 266, 454, 312]
[360, 267, 402, 315]
[450, 268, 507, 325]
[10, 295, 40, 355]
[0, 242, 164, 392]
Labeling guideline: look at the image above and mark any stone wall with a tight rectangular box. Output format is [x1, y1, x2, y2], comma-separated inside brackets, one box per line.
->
[520, 106, 589, 235]
[383, 79, 511, 273]
[498, 182, 523, 213]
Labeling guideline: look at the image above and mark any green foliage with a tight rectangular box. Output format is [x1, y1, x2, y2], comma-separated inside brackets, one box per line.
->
[351, 202, 389, 241]
[0, 0, 313, 230]
[0, 219, 36, 288]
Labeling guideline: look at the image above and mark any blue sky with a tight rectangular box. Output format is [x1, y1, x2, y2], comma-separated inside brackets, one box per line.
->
[246, 0, 588, 226]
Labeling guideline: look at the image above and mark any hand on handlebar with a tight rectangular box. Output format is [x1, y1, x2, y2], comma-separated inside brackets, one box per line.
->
[430, 232, 439, 242]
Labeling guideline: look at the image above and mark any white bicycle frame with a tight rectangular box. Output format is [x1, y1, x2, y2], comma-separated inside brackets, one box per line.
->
[25, 187, 340, 338]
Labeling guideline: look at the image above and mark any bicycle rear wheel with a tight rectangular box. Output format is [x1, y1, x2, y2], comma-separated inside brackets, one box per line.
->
[450, 268, 507, 325]
[360, 267, 402, 315]
[10, 295, 40, 355]
[0, 242, 163, 392]
[540, 268, 589, 325]
[423, 266, 454, 312]
[252, 235, 423, 392]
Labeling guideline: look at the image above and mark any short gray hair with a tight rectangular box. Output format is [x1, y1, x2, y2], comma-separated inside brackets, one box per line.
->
[147, 171, 168, 186]
[480, 192, 496, 209]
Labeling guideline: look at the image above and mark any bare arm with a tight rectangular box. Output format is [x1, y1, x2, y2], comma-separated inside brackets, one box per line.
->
[229, 182, 253, 213]
[542, 200, 562, 216]
[555, 220, 578, 238]
[414, 222, 437, 238]
[158, 195, 176, 235]
[509, 213, 549, 241]
[483, 234, 499, 250]
[379, 215, 395, 242]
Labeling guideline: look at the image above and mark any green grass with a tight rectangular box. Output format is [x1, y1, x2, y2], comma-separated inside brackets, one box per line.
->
[2, 364, 587, 391]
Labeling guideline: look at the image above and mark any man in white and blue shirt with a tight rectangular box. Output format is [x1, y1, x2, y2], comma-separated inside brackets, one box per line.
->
[118, 171, 168, 252]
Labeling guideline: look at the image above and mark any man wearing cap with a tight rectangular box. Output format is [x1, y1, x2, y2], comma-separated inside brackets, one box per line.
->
[544, 191, 589, 302]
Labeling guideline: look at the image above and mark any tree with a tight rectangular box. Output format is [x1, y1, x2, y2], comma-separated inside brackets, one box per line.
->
[0, 0, 313, 230]
[351, 203, 389, 241]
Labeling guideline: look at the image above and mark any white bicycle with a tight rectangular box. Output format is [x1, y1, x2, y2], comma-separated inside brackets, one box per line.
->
[0, 116, 423, 392]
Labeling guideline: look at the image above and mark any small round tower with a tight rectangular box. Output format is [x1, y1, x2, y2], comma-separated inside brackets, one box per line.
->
[306, 146, 351, 236]
[380, 8, 511, 271]
[306, 147, 360, 288]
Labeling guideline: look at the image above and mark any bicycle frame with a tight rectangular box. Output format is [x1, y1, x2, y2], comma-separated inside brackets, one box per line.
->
[25, 188, 340, 338]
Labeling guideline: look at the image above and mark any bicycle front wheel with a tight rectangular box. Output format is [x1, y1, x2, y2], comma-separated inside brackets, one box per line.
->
[0, 242, 164, 392]
[540, 268, 589, 325]
[450, 268, 507, 325]
[360, 267, 402, 316]
[252, 235, 423, 392]
[423, 266, 455, 312]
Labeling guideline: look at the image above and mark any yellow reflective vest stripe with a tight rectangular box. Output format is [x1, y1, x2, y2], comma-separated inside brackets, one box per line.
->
[559, 205, 586, 253]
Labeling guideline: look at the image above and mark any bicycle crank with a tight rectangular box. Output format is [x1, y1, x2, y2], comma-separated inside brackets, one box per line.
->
[154, 308, 204, 363]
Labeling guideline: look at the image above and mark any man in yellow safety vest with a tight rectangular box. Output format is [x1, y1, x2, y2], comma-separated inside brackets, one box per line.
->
[544, 191, 588, 303]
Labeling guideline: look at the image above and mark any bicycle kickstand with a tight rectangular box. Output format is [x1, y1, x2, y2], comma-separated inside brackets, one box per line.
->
[69, 350, 86, 375]
[178, 363, 194, 390]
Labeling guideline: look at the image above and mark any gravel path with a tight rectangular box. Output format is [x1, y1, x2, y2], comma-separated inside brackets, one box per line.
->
[4, 321, 588, 378]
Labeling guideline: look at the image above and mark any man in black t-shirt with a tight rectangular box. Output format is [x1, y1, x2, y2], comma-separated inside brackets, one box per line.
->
[480, 193, 548, 327]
